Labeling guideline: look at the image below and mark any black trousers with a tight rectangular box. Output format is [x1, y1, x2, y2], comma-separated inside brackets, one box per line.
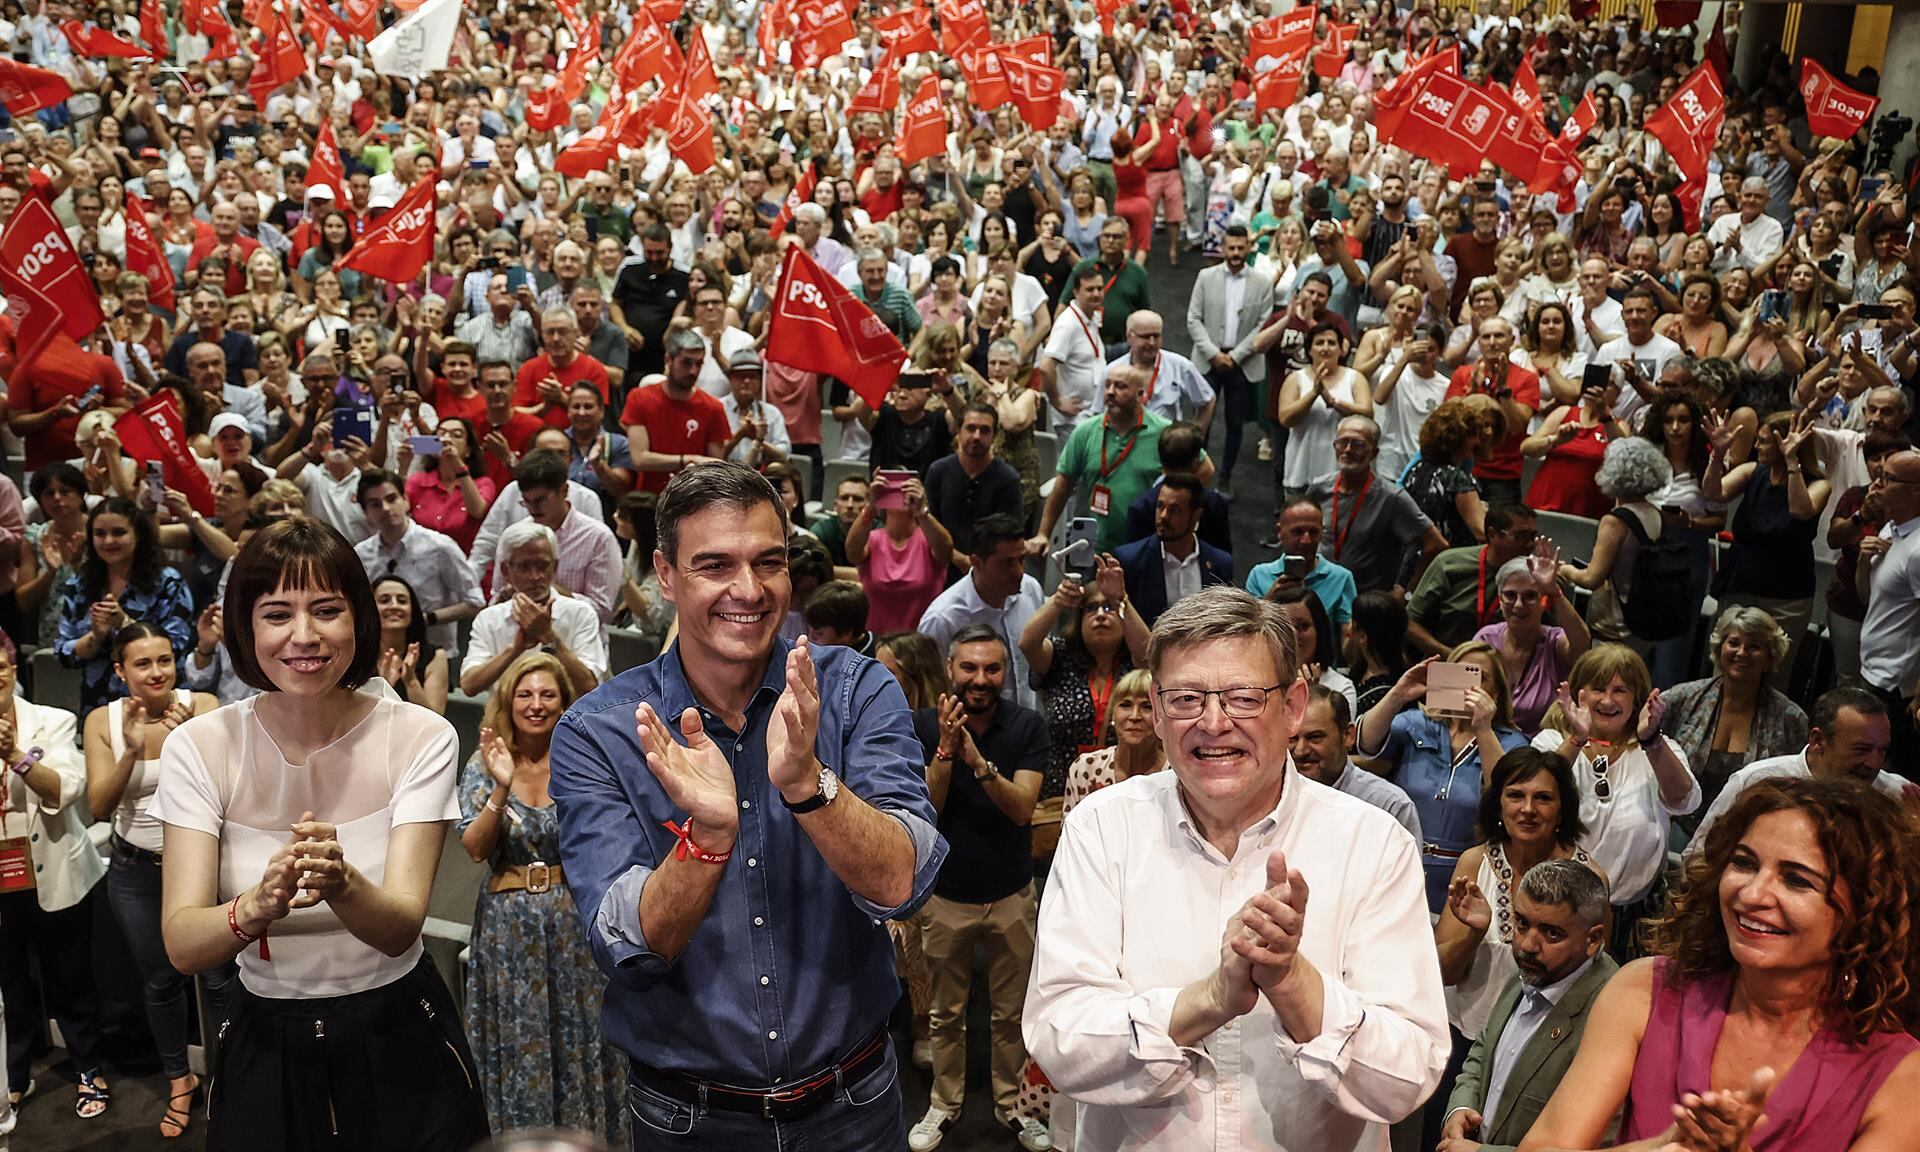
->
[0, 886, 105, 1087]
[207, 955, 490, 1152]
[1210, 362, 1253, 479]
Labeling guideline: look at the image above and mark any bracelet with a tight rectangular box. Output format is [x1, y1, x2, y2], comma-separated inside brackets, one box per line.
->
[10, 747, 42, 776]
[660, 818, 732, 865]
[484, 797, 507, 814]
[228, 894, 259, 942]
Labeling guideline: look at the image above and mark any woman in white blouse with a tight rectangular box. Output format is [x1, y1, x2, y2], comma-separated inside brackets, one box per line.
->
[152, 519, 489, 1151]
[84, 622, 222, 1138]
[0, 645, 109, 1120]
[1531, 644, 1700, 960]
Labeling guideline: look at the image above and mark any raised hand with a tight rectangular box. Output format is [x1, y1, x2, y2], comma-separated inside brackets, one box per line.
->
[1447, 876, 1493, 934]
[1094, 552, 1126, 603]
[289, 812, 348, 908]
[377, 646, 409, 688]
[1636, 687, 1668, 744]
[478, 726, 517, 789]
[1387, 656, 1437, 706]
[1464, 685, 1497, 732]
[121, 697, 148, 752]
[1554, 680, 1594, 742]
[766, 637, 823, 798]
[196, 604, 223, 655]
[1051, 577, 1086, 611]
[634, 702, 740, 849]
[1703, 407, 1737, 456]
[1529, 538, 1562, 594]
[1235, 848, 1310, 997]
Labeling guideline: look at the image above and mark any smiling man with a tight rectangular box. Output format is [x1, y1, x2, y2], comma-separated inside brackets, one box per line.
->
[1025, 585, 1447, 1151]
[550, 462, 946, 1151]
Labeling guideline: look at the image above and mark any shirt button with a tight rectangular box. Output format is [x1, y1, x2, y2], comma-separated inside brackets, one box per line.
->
[748, 857, 758, 868]
[768, 1030, 778, 1040]
[754, 916, 765, 926]
[741, 799, 751, 809]
[760, 975, 770, 985]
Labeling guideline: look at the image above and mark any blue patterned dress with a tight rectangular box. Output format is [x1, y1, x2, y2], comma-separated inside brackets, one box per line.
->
[456, 754, 626, 1144]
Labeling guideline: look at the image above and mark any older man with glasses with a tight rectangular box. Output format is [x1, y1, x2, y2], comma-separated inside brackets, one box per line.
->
[1304, 416, 1449, 594]
[1025, 586, 1446, 1152]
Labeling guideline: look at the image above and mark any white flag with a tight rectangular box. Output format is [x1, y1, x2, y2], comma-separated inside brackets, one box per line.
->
[368, 0, 461, 80]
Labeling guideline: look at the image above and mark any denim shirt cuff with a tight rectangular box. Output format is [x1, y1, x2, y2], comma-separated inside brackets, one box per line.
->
[594, 862, 670, 974]
[850, 809, 947, 921]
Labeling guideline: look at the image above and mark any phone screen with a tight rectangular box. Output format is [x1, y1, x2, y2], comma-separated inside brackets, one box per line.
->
[1063, 518, 1099, 583]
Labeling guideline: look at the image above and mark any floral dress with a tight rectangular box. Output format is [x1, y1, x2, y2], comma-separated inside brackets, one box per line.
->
[455, 755, 626, 1143]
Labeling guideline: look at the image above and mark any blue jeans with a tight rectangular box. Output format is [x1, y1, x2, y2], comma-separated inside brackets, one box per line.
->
[105, 841, 236, 1079]
[626, 1040, 908, 1152]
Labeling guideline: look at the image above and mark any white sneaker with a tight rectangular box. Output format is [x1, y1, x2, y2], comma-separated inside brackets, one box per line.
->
[911, 1038, 933, 1069]
[908, 1105, 957, 1151]
[1257, 436, 1274, 461]
[1007, 1112, 1054, 1151]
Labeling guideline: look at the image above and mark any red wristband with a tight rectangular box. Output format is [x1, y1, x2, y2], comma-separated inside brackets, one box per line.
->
[229, 895, 271, 960]
[661, 819, 732, 865]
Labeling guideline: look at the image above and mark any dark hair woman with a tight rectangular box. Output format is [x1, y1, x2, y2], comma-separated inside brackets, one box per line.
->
[54, 497, 194, 715]
[150, 519, 489, 1151]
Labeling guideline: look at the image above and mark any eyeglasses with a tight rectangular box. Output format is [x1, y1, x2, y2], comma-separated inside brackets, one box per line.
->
[1154, 684, 1284, 720]
[1498, 529, 1539, 546]
[1590, 754, 1611, 804]
[1332, 437, 1371, 450]
[1083, 603, 1122, 616]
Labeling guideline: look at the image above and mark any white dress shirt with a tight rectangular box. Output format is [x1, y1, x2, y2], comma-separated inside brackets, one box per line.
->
[1860, 515, 1920, 695]
[460, 592, 608, 687]
[1684, 748, 1911, 859]
[467, 479, 604, 583]
[1529, 732, 1699, 904]
[918, 573, 1046, 712]
[1159, 537, 1203, 607]
[1096, 350, 1215, 425]
[1707, 210, 1785, 273]
[354, 521, 485, 653]
[1223, 267, 1249, 349]
[1480, 956, 1596, 1130]
[1024, 763, 1449, 1152]
[487, 507, 623, 625]
[1330, 762, 1423, 844]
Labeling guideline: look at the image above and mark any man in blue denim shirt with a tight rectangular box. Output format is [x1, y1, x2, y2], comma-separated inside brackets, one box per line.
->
[550, 461, 947, 1150]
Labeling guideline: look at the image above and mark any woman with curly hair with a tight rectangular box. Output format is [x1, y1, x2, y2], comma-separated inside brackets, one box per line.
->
[1557, 438, 1674, 653]
[1404, 396, 1497, 550]
[1521, 776, 1920, 1151]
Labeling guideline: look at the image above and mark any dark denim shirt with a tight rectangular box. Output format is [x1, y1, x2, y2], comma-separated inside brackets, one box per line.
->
[550, 637, 946, 1084]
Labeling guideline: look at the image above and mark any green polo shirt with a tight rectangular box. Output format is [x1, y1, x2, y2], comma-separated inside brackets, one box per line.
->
[1061, 256, 1152, 344]
[1407, 544, 1501, 651]
[1057, 409, 1168, 552]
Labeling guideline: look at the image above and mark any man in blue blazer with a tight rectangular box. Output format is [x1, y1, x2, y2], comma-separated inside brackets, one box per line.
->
[1112, 474, 1233, 627]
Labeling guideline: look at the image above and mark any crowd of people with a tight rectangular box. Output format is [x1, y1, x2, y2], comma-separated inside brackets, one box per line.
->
[1, 0, 1920, 1151]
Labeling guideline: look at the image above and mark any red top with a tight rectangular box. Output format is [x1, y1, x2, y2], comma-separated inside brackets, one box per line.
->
[619, 384, 731, 493]
[13, 343, 126, 469]
[477, 410, 546, 488]
[513, 352, 611, 427]
[429, 379, 489, 428]
[859, 182, 904, 222]
[1446, 362, 1540, 482]
[1525, 421, 1614, 518]
[186, 233, 263, 296]
[1145, 121, 1182, 170]
[405, 469, 498, 553]
[1113, 154, 1148, 200]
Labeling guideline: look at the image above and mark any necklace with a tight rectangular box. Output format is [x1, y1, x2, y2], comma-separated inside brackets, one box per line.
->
[1488, 843, 1516, 943]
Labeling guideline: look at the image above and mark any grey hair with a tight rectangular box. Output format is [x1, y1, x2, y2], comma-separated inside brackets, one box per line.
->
[873, 221, 897, 249]
[1494, 555, 1536, 592]
[1146, 586, 1298, 683]
[1740, 176, 1770, 195]
[663, 326, 707, 358]
[498, 519, 558, 565]
[418, 292, 447, 312]
[948, 622, 1009, 661]
[552, 240, 585, 262]
[856, 246, 888, 267]
[540, 306, 579, 330]
[1336, 414, 1381, 444]
[1125, 308, 1162, 335]
[1517, 858, 1610, 928]
[349, 323, 389, 354]
[655, 460, 785, 564]
[1708, 605, 1790, 673]
[1595, 436, 1671, 501]
[794, 202, 827, 225]
[1870, 385, 1913, 417]
[986, 338, 1021, 361]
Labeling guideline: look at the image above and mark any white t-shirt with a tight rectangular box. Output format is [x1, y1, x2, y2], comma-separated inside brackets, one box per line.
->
[149, 687, 459, 998]
[1041, 302, 1107, 434]
[107, 690, 191, 852]
[1571, 295, 1623, 355]
[694, 326, 760, 398]
[1373, 357, 1451, 482]
[1529, 730, 1699, 905]
[968, 272, 1048, 330]
[1591, 331, 1683, 425]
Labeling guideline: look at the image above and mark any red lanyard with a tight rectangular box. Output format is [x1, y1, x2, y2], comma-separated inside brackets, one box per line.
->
[1102, 261, 1126, 295]
[1071, 303, 1102, 358]
[1100, 414, 1142, 479]
[1088, 669, 1116, 744]
[1331, 472, 1372, 561]
[1475, 546, 1497, 625]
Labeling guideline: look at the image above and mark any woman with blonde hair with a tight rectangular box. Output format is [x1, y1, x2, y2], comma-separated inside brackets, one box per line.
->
[1061, 669, 1164, 814]
[458, 650, 625, 1139]
[1532, 644, 1700, 958]
[1353, 282, 1424, 379]
[1357, 639, 1530, 913]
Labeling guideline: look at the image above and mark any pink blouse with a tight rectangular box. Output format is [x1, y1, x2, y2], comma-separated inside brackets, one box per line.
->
[859, 528, 945, 633]
[406, 470, 496, 553]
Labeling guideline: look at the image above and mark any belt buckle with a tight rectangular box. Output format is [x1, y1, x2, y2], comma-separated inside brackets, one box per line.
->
[526, 861, 552, 894]
[762, 1084, 810, 1121]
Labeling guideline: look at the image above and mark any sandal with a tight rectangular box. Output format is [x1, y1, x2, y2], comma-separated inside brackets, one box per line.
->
[75, 1070, 109, 1120]
[159, 1074, 200, 1139]
[7, 1076, 33, 1109]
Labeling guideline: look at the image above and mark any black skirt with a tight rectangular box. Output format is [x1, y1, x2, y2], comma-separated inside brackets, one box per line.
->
[206, 954, 492, 1152]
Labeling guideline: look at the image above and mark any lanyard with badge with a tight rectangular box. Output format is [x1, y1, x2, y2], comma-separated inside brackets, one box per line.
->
[1331, 472, 1372, 562]
[0, 747, 45, 894]
[1091, 414, 1141, 516]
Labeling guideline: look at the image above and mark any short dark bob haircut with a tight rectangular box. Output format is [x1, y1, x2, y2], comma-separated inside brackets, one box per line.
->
[1476, 746, 1590, 847]
[223, 518, 379, 692]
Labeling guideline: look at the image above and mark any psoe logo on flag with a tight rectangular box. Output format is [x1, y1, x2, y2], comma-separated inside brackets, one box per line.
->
[385, 201, 433, 243]
[781, 277, 837, 326]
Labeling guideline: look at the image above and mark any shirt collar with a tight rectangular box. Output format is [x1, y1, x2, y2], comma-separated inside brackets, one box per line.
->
[1165, 756, 1300, 864]
[1888, 514, 1920, 540]
[1162, 539, 1200, 569]
[1531, 955, 1597, 1009]
[655, 635, 789, 733]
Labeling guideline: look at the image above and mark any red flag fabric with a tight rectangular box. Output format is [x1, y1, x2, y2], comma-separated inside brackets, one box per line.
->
[247, 5, 307, 104]
[115, 396, 218, 518]
[795, 0, 856, 63]
[938, 0, 988, 55]
[1005, 34, 1053, 69]
[199, 0, 239, 59]
[524, 83, 569, 132]
[307, 117, 344, 197]
[1248, 16, 1285, 63]
[899, 74, 946, 167]
[1511, 55, 1541, 116]
[335, 179, 436, 284]
[555, 118, 619, 178]
[558, 18, 603, 102]
[1004, 56, 1064, 130]
[60, 20, 151, 59]
[1568, 0, 1600, 17]
[0, 58, 74, 117]
[0, 198, 106, 378]
[683, 29, 721, 109]
[1485, 86, 1550, 188]
[764, 245, 907, 410]
[1800, 58, 1879, 141]
[122, 193, 174, 312]
[1252, 47, 1309, 113]
[666, 84, 717, 174]
[139, 0, 165, 54]
[1387, 69, 1505, 180]
[1642, 62, 1723, 184]
[1556, 93, 1599, 153]
[849, 66, 900, 117]
[1314, 21, 1357, 80]
[872, 7, 937, 62]
[768, 165, 817, 241]
[1651, 2, 1701, 26]
[613, 14, 675, 92]
[341, 0, 380, 40]
[1702, 7, 1731, 80]
[1373, 43, 1459, 140]
[642, 0, 679, 21]
[956, 41, 1012, 111]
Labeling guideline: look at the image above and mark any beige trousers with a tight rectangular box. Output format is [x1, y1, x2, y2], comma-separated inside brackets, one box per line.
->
[920, 884, 1038, 1116]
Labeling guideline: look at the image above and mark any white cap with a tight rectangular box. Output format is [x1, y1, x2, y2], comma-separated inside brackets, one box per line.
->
[210, 413, 250, 439]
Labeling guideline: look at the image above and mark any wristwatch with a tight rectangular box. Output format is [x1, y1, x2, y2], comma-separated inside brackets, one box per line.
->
[782, 766, 840, 814]
[973, 760, 998, 783]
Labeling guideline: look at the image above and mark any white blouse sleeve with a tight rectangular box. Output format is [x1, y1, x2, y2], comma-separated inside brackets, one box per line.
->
[149, 717, 225, 836]
[389, 709, 461, 827]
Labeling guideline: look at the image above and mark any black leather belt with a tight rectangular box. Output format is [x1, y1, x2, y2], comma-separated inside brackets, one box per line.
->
[629, 1027, 888, 1121]
[110, 833, 163, 867]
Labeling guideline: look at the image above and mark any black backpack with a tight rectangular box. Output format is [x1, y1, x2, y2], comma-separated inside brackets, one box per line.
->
[1610, 508, 1694, 643]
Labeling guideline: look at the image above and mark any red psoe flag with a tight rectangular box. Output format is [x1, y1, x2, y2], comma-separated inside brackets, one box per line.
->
[335, 179, 436, 284]
[60, 20, 151, 58]
[341, 0, 381, 40]
[1800, 58, 1879, 141]
[764, 245, 908, 410]
[872, 7, 937, 63]
[524, 83, 568, 132]
[555, 119, 619, 178]
[0, 197, 107, 372]
[956, 41, 1011, 111]
[938, 0, 987, 55]
[1387, 69, 1504, 180]
[199, 0, 240, 59]
[613, 14, 674, 92]
[115, 396, 218, 517]
[684, 29, 721, 108]
[1252, 48, 1308, 113]
[898, 74, 946, 168]
[768, 165, 817, 241]
[1484, 86, 1549, 188]
[1511, 55, 1541, 116]
[1004, 56, 1064, 130]
[247, 4, 308, 104]
[0, 58, 73, 117]
[1314, 21, 1357, 80]
[666, 84, 717, 174]
[139, 0, 165, 54]
[1651, 2, 1701, 26]
[795, 0, 856, 63]
[307, 117, 344, 196]
[849, 66, 900, 117]
[122, 193, 174, 312]
[1373, 42, 1459, 140]
[1642, 64, 1723, 228]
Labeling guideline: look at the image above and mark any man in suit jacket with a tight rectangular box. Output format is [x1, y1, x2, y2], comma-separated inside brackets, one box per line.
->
[1441, 860, 1617, 1152]
[1112, 474, 1232, 626]
[1185, 222, 1275, 493]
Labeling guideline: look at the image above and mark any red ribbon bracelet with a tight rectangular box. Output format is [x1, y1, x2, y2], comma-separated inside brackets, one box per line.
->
[661, 819, 733, 865]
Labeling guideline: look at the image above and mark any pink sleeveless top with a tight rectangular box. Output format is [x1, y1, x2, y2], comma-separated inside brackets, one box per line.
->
[1623, 958, 1917, 1151]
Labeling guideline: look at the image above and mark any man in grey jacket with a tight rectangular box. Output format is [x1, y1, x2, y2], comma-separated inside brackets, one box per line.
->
[1185, 224, 1274, 496]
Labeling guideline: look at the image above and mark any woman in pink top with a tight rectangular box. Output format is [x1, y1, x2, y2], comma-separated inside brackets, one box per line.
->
[403, 418, 497, 552]
[1520, 776, 1920, 1152]
[846, 472, 953, 634]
